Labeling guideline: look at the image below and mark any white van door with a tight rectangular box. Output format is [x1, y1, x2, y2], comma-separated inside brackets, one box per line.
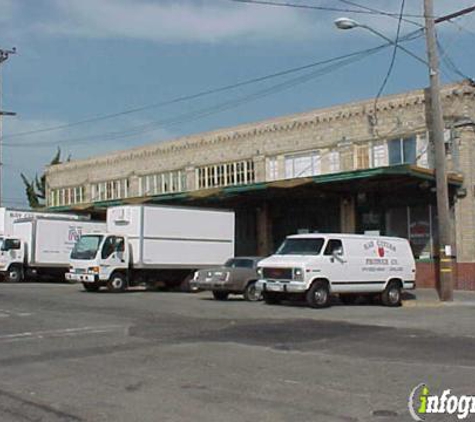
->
[322, 238, 349, 290]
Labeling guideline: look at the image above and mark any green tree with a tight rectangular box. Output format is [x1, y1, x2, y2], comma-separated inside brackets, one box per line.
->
[21, 148, 70, 209]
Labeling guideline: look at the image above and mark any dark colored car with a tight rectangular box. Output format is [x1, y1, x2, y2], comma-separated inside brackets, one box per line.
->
[191, 257, 263, 301]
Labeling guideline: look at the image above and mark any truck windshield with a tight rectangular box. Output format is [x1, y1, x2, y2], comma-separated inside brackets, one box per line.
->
[276, 238, 324, 255]
[71, 235, 103, 260]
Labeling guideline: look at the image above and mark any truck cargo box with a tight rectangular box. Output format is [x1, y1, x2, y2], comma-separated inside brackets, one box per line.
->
[107, 205, 234, 269]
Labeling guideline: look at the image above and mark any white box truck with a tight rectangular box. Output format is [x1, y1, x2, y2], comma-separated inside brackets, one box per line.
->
[0, 218, 106, 283]
[66, 205, 235, 292]
[0, 207, 85, 249]
[256, 233, 416, 308]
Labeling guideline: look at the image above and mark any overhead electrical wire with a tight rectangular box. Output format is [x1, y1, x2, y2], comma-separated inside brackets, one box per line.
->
[5, 42, 398, 148]
[229, 0, 429, 19]
[373, 0, 406, 110]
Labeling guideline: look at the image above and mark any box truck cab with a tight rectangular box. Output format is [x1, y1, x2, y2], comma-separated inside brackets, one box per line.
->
[66, 233, 129, 292]
[66, 205, 235, 292]
[255, 233, 416, 308]
[0, 218, 106, 283]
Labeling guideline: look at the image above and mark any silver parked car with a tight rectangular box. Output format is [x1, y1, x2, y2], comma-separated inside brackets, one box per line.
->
[191, 257, 263, 301]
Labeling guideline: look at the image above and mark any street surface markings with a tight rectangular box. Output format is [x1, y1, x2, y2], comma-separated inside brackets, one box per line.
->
[0, 387, 83, 421]
[0, 325, 128, 343]
[0, 309, 33, 318]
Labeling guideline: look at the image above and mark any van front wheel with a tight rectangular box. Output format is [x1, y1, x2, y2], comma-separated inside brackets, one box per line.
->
[306, 281, 330, 308]
[381, 281, 402, 307]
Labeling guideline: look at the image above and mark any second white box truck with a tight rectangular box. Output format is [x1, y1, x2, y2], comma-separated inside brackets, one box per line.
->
[66, 205, 235, 292]
[0, 218, 106, 282]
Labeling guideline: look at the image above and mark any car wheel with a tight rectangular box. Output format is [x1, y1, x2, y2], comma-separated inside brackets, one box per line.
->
[107, 273, 127, 293]
[212, 290, 229, 300]
[306, 280, 330, 308]
[243, 281, 262, 302]
[381, 281, 402, 307]
[83, 282, 100, 292]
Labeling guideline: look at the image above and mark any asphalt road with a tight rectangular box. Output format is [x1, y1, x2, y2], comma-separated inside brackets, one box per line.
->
[0, 283, 474, 422]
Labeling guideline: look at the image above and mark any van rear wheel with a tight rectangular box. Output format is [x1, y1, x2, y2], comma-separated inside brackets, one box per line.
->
[306, 281, 330, 308]
[381, 281, 402, 307]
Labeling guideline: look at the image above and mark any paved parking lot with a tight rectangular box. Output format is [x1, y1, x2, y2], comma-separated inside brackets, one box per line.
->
[0, 283, 474, 421]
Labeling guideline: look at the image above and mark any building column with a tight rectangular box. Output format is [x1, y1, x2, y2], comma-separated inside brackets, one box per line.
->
[340, 196, 356, 233]
[256, 202, 273, 256]
[253, 155, 266, 183]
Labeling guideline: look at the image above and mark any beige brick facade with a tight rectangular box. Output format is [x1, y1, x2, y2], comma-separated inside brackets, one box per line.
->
[46, 81, 475, 262]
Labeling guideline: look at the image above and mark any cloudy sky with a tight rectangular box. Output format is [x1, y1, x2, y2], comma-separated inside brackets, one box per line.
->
[1, 0, 474, 207]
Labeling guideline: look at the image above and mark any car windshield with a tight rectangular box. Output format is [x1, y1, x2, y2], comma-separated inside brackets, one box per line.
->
[224, 258, 255, 269]
[276, 238, 324, 255]
[71, 235, 103, 260]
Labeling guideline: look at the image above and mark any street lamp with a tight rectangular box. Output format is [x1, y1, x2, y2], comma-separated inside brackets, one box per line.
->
[334, 14, 454, 301]
[334, 18, 428, 67]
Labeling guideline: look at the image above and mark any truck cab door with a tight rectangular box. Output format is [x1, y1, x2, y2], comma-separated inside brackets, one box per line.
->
[100, 236, 127, 279]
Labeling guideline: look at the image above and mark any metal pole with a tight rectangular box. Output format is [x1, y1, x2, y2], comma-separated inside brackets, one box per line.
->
[0, 47, 16, 208]
[424, 0, 454, 301]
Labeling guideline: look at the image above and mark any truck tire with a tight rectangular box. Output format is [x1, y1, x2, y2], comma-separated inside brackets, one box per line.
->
[381, 281, 402, 307]
[306, 280, 330, 308]
[243, 281, 262, 302]
[83, 282, 100, 292]
[107, 273, 127, 293]
[7, 265, 23, 283]
[212, 291, 229, 300]
[263, 292, 281, 305]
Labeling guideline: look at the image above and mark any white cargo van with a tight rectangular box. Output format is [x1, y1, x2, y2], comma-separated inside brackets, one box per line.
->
[0, 218, 106, 282]
[66, 205, 235, 292]
[255, 233, 415, 308]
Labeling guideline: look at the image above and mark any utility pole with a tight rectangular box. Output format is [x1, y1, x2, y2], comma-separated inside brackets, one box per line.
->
[423, 0, 453, 301]
[0, 47, 17, 208]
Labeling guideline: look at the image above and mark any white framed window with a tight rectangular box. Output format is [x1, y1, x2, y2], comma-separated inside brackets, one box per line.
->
[91, 178, 129, 202]
[328, 150, 340, 173]
[196, 160, 255, 189]
[138, 170, 185, 197]
[266, 157, 278, 181]
[373, 143, 387, 167]
[388, 136, 417, 165]
[49, 185, 85, 207]
[284, 151, 321, 179]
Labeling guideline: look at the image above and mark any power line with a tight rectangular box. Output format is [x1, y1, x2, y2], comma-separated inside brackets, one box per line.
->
[229, 0, 429, 18]
[5, 42, 395, 148]
[373, 0, 406, 110]
[335, 0, 422, 27]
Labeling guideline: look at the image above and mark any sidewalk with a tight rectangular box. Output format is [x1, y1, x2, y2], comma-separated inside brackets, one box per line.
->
[402, 287, 475, 307]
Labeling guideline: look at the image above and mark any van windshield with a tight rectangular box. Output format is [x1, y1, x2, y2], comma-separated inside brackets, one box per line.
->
[71, 235, 103, 260]
[276, 238, 324, 255]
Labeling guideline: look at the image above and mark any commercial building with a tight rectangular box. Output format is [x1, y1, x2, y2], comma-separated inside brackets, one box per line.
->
[46, 80, 475, 289]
